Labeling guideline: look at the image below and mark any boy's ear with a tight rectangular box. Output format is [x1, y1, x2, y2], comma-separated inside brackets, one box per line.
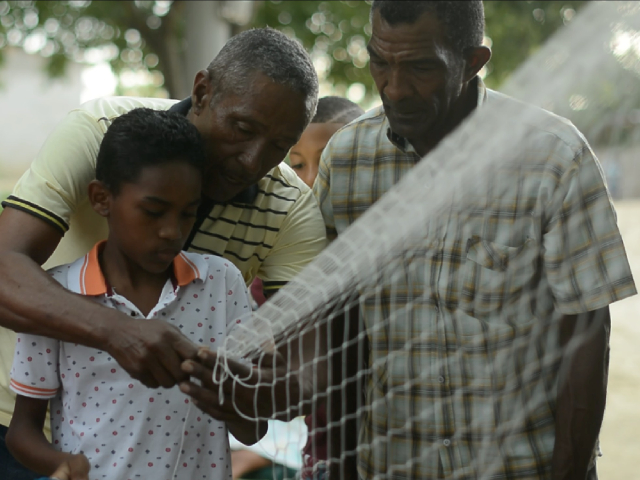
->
[88, 180, 112, 218]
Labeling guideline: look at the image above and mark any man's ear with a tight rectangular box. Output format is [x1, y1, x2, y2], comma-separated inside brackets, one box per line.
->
[191, 70, 212, 116]
[88, 180, 112, 218]
[463, 46, 491, 83]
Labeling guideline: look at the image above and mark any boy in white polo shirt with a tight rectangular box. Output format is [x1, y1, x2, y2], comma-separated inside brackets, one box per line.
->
[5, 108, 264, 480]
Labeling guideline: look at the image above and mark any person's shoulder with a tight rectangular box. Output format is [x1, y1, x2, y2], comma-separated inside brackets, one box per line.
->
[330, 105, 387, 143]
[179, 251, 243, 281]
[486, 89, 587, 150]
[73, 96, 180, 121]
[258, 162, 311, 203]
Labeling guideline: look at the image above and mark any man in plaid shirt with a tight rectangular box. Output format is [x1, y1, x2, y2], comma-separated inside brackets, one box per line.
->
[182, 2, 636, 479]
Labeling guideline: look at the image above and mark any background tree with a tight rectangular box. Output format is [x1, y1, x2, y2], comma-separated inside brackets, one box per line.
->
[0, 0, 585, 103]
[0, 0, 253, 98]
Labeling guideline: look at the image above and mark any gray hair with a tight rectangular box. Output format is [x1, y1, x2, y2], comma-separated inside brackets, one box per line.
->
[206, 27, 319, 125]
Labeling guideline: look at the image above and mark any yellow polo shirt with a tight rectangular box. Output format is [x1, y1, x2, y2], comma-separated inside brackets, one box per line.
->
[0, 96, 327, 429]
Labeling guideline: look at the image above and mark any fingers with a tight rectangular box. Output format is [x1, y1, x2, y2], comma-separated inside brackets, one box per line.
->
[51, 453, 90, 480]
[107, 320, 198, 389]
[178, 379, 240, 423]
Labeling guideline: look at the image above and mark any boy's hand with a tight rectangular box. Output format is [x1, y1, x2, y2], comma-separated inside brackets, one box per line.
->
[50, 453, 91, 480]
[179, 347, 287, 422]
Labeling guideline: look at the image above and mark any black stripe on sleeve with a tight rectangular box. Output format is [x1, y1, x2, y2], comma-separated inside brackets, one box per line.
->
[1, 196, 69, 234]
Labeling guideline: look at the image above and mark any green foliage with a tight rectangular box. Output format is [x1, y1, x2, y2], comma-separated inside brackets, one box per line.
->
[0, 0, 585, 102]
[483, 1, 586, 87]
[0, 0, 176, 94]
[250, 1, 586, 105]
[252, 0, 376, 103]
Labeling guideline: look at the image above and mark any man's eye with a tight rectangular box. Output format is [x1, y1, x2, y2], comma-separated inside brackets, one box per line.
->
[236, 122, 252, 134]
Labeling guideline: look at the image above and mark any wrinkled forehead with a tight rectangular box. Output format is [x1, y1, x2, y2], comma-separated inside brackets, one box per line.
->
[369, 8, 460, 63]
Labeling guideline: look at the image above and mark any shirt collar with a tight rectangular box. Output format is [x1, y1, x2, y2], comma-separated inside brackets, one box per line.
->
[171, 97, 259, 205]
[78, 241, 207, 296]
[386, 76, 487, 153]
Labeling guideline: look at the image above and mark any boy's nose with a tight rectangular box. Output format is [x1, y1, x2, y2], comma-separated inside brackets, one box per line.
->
[159, 221, 181, 241]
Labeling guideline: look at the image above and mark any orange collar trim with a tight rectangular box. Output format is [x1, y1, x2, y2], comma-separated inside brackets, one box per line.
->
[80, 242, 200, 296]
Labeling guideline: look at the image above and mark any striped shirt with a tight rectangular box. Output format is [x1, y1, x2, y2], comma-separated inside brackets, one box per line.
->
[313, 79, 636, 479]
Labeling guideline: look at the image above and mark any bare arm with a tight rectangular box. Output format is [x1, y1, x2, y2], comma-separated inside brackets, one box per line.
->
[0, 208, 198, 388]
[6, 395, 90, 478]
[552, 307, 610, 480]
[328, 306, 364, 480]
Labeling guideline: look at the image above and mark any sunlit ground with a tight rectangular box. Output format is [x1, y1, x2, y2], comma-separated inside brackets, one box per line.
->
[598, 199, 640, 479]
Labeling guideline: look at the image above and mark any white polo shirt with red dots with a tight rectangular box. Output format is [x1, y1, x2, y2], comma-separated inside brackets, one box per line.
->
[10, 242, 251, 480]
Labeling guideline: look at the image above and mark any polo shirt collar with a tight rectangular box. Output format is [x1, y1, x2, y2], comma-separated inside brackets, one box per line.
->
[386, 76, 488, 153]
[77, 241, 208, 296]
[171, 97, 259, 205]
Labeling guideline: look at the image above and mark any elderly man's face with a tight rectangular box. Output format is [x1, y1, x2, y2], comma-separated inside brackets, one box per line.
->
[189, 71, 308, 202]
[367, 9, 476, 156]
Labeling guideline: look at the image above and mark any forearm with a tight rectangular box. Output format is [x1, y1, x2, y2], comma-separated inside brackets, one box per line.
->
[0, 250, 118, 348]
[7, 425, 75, 476]
[268, 322, 330, 421]
[7, 397, 72, 476]
[552, 309, 610, 480]
[328, 306, 362, 479]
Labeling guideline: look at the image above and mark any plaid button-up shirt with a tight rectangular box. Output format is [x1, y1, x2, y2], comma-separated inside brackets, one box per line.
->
[313, 79, 636, 479]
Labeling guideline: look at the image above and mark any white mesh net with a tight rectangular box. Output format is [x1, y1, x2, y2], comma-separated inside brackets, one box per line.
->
[215, 2, 639, 478]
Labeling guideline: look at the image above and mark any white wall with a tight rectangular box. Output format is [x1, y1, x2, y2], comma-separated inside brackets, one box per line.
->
[0, 48, 84, 191]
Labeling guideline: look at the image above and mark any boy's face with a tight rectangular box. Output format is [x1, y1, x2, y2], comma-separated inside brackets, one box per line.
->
[289, 122, 343, 188]
[92, 161, 202, 275]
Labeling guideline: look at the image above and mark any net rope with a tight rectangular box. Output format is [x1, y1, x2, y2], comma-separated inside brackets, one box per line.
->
[214, 2, 639, 478]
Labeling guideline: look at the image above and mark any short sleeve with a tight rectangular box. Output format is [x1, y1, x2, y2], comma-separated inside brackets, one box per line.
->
[257, 189, 327, 293]
[225, 266, 253, 328]
[10, 334, 60, 399]
[313, 146, 337, 242]
[543, 146, 636, 314]
[3, 109, 106, 235]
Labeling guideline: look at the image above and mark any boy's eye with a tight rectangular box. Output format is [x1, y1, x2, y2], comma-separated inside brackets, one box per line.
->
[290, 163, 304, 170]
[142, 208, 164, 218]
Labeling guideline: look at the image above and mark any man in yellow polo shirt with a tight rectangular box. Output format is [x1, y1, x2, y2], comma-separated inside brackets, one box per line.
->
[0, 27, 326, 479]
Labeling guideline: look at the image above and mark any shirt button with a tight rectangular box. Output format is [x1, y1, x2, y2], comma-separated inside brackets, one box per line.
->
[443, 439, 451, 447]
[438, 376, 445, 383]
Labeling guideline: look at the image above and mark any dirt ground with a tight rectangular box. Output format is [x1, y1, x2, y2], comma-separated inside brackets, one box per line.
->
[598, 199, 640, 479]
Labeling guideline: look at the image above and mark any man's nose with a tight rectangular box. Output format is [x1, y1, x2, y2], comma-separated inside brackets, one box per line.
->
[236, 140, 268, 177]
[384, 68, 412, 103]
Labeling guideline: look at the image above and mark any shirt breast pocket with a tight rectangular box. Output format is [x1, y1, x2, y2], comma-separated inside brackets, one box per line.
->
[459, 235, 538, 321]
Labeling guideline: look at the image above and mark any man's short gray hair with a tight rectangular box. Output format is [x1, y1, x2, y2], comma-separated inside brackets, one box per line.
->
[206, 27, 319, 125]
